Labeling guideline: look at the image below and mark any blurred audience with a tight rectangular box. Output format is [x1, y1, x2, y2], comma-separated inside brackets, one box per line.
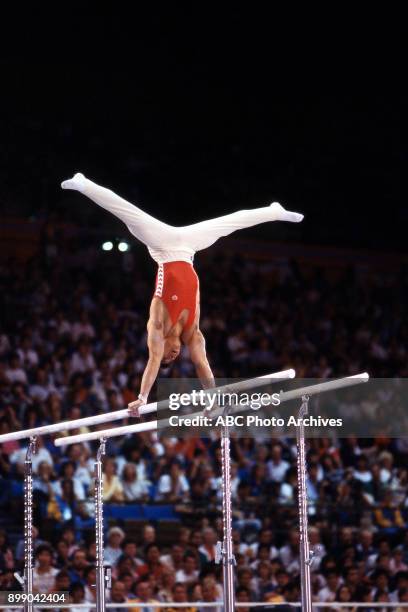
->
[0, 244, 408, 605]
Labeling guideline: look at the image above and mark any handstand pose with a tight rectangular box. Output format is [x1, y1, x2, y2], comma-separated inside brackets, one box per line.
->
[61, 173, 303, 415]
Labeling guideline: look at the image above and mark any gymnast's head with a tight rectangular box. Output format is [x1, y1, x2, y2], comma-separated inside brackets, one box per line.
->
[162, 337, 181, 365]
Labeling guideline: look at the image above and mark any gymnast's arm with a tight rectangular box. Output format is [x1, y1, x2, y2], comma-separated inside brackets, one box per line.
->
[128, 318, 164, 416]
[188, 328, 215, 389]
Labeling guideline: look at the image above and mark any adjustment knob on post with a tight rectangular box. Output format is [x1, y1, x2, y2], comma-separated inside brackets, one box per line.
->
[215, 541, 223, 564]
[14, 573, 24, 586]
[105, 566, 112, 589]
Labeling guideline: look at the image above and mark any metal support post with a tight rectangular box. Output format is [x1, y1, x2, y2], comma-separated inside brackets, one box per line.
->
[296, 396, 313, 612]
[215, 410, 236, 612]
[94, 438, 111, 612]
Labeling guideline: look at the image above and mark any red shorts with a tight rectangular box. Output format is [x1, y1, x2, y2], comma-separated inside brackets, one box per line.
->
[154, 261, 199, 330]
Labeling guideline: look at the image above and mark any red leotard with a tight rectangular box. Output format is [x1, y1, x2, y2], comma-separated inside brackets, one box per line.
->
[153, 261, 199, 330]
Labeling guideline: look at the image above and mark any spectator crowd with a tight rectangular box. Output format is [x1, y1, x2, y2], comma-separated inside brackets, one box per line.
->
[1, 231, 408, 609]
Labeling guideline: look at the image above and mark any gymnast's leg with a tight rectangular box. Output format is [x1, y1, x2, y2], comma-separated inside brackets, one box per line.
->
[180, 202, 304, 252]
[61, 173, 176, 248]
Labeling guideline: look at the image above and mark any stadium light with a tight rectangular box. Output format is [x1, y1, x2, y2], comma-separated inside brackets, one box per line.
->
[102, 241, 113, 251]
[118, 241, 129, 252]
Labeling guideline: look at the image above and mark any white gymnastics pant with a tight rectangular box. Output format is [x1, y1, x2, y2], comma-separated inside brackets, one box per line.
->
[72, 177, 302, 264]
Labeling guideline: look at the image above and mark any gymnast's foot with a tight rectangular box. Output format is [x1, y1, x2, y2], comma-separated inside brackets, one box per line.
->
[61, 172, 87, 193]
[270, 202, 304, 223]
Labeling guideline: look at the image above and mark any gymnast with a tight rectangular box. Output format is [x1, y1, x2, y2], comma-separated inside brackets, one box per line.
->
[61, 173, 303, 415]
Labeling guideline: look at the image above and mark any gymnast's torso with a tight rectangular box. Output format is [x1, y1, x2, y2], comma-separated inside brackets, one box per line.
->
[152, 261, 200, 342]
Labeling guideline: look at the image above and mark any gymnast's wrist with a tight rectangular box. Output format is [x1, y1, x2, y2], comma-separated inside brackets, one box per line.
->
[138, 393, 148, 404]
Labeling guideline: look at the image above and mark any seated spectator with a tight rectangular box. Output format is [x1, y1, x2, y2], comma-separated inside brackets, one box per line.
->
[279, 529, 299, 569]
[248, 545, 269, 571]
[282, 579, 301, 606]
[141, 524, 156, 551]
[251, 561, 275, 600]
[156, 459, 190, 503]
[343, 565, 360, 598]
[59, 526, 79, 557]
[251, 528, 279, 562]
[50, 569, 71, 593]
[33, 459, 55, 493]
[161, 544, 184, 573]
[317, 570, 341, 603]
[130, 580, 160, 612]
[51, 540, 67, 570]
[157, 569, 176, 602]
[70, 582, 92, 612]
[29, 367, 56, 402]
[104, 527, 125, 567]
[107, 579, 128, 609]
[188, 529, 203, 555]
[72, 312, 95, 343]
[397, 588, 408, 609]
[274, 569, 291, 598]
[335, 482, 360, 525]
[11, 381, 33, 419]
[235, 586, 251, 612]
[118, 571, 136, 599]
[46, 478, 88, 523]
[137, 543, 165, 581]
[374, 588, 390, 607]
[306, 464, 320, 515]
[247, 462, 268, 498]
[376, 552, 392, 574]
[122, 539, 145, 569]
[364, 463, 387, 503]
[115, 554, 139, 581]
[332, 585, 353, 611]
[118, 445, 148, 482]
[279, 467, 298, 505]
[32, 544, 59, 594]
[391, 572, 408, 602]
[354, 585, 374, 608]
[267, 444, 289, 483]
[121, 462, 150, 501]
[71, 341, 96, 374]
[197, 576, 222, 612]
[370, 569, 390, 597]
[165, 582, 197, 612]
[83, 565, 97, 603]
[353, 456, 373, 488]
[198, 527, 217, 564]
[103, 458, 125, 502]
[68, 548, 90, 585]
[53, 460, 86, 501]
[355, 529, 376, 562]
[374, 491, 405, 534]
[379, 451, 394, 484]
[235, 567, 256, 600]
[175, 551, 199, 585]
[5, 353, 28, 385]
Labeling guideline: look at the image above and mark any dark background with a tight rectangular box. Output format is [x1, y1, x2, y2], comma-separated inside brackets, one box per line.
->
[0, 8, 406, 251]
